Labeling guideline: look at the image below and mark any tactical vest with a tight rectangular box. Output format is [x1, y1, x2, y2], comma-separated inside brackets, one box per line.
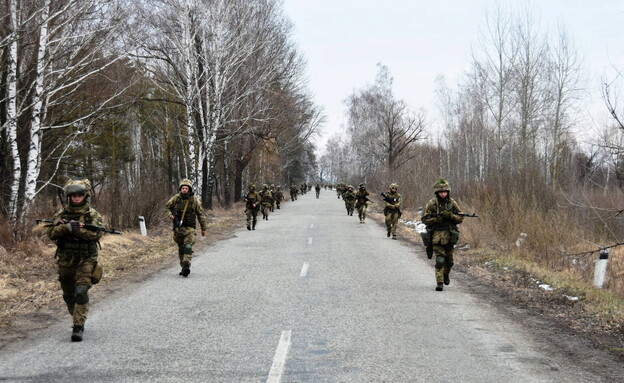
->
[56, 208, 98, 263]
[246, 192, 259, 208]
[428, 198, 459, 232]
[173, 195, 198, 228]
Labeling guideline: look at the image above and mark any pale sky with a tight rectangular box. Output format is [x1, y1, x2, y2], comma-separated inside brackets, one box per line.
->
[282, 0, 624, 150]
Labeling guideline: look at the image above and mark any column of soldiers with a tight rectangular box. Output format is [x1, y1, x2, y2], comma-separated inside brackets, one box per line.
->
[338, 179, 466, 292]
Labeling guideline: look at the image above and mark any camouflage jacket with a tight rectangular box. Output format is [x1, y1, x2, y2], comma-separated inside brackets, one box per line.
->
[165, 192, 207, 231]
[47, 203, 103, 264]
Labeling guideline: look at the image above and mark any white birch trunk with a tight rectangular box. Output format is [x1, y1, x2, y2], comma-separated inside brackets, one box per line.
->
[21, 0, 51, 223]
[6, 0, 21, 225]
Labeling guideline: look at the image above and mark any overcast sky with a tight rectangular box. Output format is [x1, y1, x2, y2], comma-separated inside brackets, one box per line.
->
[282, 0, 624, 150]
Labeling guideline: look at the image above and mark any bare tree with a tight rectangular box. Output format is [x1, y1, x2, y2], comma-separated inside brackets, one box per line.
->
[346, 64, 426, 181]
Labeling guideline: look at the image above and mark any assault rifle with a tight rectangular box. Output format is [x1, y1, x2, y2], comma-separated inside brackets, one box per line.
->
[380, 192, 398, 204]
[36, 219, 122, 234]
[423, 212, 479, 219]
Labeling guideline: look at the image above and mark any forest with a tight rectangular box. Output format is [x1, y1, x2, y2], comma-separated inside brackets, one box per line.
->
[1, 1, 624, 293]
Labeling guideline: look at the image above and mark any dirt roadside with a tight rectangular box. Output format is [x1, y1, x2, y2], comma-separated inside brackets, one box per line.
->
[376, 211, 624, 381]
[2, 207, 623, 380]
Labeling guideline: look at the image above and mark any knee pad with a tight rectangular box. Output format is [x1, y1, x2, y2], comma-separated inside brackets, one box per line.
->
[435, 255, 446, 269]
[75, 285, 89, 304]
[183, 243, 193, 255]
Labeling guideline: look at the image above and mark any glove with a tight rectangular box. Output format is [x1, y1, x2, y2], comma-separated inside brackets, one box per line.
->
[441, 210, 453, 220]
[65, 221, 81, 234]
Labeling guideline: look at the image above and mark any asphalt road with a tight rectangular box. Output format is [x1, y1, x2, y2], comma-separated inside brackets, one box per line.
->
[0, 190, 604, 382]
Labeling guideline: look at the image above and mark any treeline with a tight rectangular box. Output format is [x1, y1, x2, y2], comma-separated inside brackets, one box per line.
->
[319, 6, 624, 249]
[0, 0, 322, 235]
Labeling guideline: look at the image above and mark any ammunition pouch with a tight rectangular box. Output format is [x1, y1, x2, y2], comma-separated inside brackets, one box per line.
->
[58, 237, 98, 263]
[91, 263, 103, 285]
[449, 228, 460, 245]
[421, 228, 434, 259]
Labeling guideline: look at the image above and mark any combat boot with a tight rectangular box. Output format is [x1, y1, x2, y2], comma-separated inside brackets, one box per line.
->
[247, 224, 251, 231]
[71, 325, 84, 342]
[435, 283, 444, 291]
[387, 230, 391, 237]
[443, 273, 450, 285]
[180, 262, 191, 277]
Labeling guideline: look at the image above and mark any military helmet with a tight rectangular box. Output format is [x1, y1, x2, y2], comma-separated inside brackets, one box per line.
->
[179, 178, 193, 192]
[347, 185, 354, 190]
[389, 183, 399, 190]
[433, 178, 451, 194]
[249, 184, 256, 191]
[64, 179, 91, 197]
[359, 183, 365, 189]
[262, 183, 268, 189]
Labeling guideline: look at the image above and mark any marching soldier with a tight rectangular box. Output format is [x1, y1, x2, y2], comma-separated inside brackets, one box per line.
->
[421, 178, 463, 291]
[290, 184, 298, 201]
[259, 184, 273, 220]
[165, 179, 207, 278]
[244, 184, 260, 230]
[269, 184, 276, 212]
[275, 186, 284, 209]
[46, 179, 103, 342]
[315, 183, 321, 199]
[355, 183, 370, 223]
[343, 185, 356, 216]
[383, 183, 402, 239]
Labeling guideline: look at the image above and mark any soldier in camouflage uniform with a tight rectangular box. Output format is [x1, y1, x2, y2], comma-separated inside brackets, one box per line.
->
[47, 179, 103, 342]
[355, 183, 370, 223]
[315, 184, 321, 199]
[290, 184, 298, 201]
[244, 184, 260, 230]
[383, 183, 402, 239]
[269, 184, 276, 212]
[343, 185, 356, 216]
[259, 184, 274, 220]
[274, 186, 284, 209]
[165, 179, 207, 277]
[421, 178, 463, 291]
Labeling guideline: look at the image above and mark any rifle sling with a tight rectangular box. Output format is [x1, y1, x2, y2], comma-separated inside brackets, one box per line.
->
[179, 198, 190, 227]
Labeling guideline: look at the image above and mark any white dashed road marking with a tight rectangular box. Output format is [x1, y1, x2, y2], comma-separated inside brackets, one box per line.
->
[266, 330, 292, 383]
[300, 263, 309, 277]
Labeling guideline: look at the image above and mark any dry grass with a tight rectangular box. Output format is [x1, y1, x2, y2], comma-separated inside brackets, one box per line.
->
[0, 203, 245, 333]
[371, 191, 624, 325]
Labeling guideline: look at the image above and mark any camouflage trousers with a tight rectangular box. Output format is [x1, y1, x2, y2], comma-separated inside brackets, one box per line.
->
[356, 204, 368, 221]
[385, 211, 400, 236]
[246, 208, 258, 228]
[173, 227, 196, 267]
[58, 259, 96, 326]
[290, 193, 297, 201]
[261, 204, 271, 219]
[433, 244, 454, 284]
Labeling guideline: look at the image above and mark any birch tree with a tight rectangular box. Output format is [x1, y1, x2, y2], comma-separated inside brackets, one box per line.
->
[1, 0, 129, 229]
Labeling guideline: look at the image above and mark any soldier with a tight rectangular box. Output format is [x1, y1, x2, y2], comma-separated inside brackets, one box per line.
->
[315, 183, 321, 199]
[343, 185, 356, 216]
[165, 179, 207, 277]
[244, 184, 260, 230]
[269, 184, 276, 212]
[421, 178, 463, 291]
[355, 183, 370, 223]
[383, 183, 402, 239]
[275, 186, 284, 209]
[259, 184, 273, 220]
[46, 179, 103, 342]
[290, 184, 298, 201]
[300, 182, 307, 195]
